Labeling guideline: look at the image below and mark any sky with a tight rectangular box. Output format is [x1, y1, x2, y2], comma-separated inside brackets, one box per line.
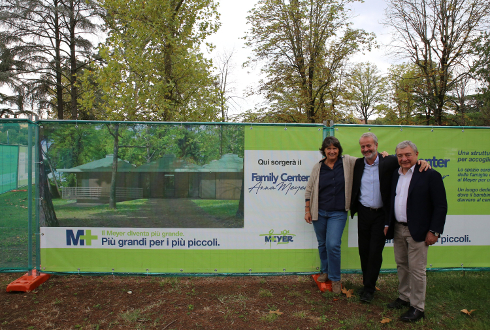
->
[205, 0, 397, 117]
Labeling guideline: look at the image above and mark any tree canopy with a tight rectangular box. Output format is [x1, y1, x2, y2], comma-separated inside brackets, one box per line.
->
[344, 62, 387, 124]
[384, 0, 490, 125]
[244, 0, 374, 123]
[79, 0, 221, 122]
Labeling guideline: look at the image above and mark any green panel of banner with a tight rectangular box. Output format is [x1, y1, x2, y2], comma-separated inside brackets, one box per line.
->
[245, 126, 323, 151]
[334, 125, 490, 270]
[41, 248, 320, 273]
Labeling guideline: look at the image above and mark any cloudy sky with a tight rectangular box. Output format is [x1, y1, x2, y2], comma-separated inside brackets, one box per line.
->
[205, 0, 397, 117]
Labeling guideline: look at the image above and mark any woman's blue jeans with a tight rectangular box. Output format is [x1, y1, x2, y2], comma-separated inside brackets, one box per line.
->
[312, 209, 347, 282]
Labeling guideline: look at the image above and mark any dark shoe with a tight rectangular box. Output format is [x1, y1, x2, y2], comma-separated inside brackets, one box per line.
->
[400, 306, 425, 322]
[387, 298, 410, 309]
[359, 291, 374, 303]
[355, 287, 364, 296]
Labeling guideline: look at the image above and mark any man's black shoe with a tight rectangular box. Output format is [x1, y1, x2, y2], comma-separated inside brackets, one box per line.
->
[400, 306, 425, 322]
[387, 298, 410, 309]
[359, 291, 374, 303]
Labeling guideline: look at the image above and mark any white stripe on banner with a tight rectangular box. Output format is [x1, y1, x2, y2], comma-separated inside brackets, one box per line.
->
[348, 215, 490, 247]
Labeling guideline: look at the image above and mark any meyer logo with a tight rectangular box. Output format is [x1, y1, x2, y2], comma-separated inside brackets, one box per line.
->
[260, 229, 296, 246]
[66, 230, 98, 246]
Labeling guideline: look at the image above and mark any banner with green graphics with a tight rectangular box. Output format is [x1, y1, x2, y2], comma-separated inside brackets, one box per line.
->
[40, 125, 325, 274]
[40, 123, 490, 274]
[335, 125, 490, 270]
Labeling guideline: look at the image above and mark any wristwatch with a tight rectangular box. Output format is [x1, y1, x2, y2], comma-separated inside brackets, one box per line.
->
[430, 230, 440, 237]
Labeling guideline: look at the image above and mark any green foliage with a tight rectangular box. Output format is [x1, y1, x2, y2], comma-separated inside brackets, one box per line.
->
[0, 122, 30, 145]
[384, 0, 490, 125]
[80, 0, 221, 121]
[244, 0, 375, 123]
[0, 0, 101, 119]
[343, 62, 387, 123]
[467, 32, 490, 125]
[379, 63, 429, 125]
[42, 123, 243, 176]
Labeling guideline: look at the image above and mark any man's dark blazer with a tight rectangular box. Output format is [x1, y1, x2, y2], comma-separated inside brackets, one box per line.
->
[386, 164, 447, 242]
[350, 153, 399, 220]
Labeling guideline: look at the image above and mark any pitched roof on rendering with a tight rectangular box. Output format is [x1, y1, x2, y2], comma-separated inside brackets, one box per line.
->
[134, 154, 202, 172]
[199, 154, 243, 172]
[56, 154, 136, 172]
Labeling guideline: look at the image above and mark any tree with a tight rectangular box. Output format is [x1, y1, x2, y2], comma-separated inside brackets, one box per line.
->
[83, 0, 221, 121]
[0, 0, 101, 119]
[383, 0, 490, 125]
[214, 49, 242, 123]
[107, 123, 119, 209]
[382, 63, 425, 124]
[244, 0, 375, 123]
[0, 38, 37, 118]
[469, 32, 490, 124]
[344, 62, 387, 123]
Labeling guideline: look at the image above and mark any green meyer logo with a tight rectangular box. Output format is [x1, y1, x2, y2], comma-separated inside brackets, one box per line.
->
[66, 229, 98, 246]
[260, 229, 296, 246]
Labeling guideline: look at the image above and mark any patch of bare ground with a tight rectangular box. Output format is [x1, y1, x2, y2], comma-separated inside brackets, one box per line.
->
[0, 273, 432, 329]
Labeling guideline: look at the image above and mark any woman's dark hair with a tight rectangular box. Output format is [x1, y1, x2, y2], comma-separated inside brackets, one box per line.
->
[319, 136, 343, 157]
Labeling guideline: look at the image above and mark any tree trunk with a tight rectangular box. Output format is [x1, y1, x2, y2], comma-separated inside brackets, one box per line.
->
[39, 143, 59, 227]
[69, 0, 78, 119]
[109, 124, 119, 209]
[236, 176, 244, 218]
[54, 0, 64, 119]
[236, 161, 244, 218]
[42, 148, 61, 198]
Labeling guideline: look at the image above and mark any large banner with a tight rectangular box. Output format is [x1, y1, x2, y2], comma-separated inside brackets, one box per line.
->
[40, 125, 325, 273]
[39, 124, 490, 273]
[335, 125, 490, 270]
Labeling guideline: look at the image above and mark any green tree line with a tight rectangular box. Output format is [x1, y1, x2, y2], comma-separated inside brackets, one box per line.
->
[1, 0, 489, 125]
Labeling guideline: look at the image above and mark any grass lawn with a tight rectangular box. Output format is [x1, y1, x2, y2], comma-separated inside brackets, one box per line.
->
[191, 199, 240, 218]
[0, 190, 33, 269]
[52, 198, 148, 222]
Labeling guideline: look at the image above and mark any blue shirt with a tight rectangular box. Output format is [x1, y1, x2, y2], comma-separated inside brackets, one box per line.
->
[359, 154, 383, 208]
[318, 158, 345, 211]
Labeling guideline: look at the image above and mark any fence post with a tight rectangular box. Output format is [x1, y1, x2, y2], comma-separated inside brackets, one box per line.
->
[35, 122, 41, 274]
[27, 122, 33, 275]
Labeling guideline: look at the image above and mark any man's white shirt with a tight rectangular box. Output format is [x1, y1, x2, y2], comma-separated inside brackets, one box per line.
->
[394, 164, 416, 223]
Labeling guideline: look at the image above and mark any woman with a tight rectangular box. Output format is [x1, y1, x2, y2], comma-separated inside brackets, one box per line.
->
[304, 136, 356, 294]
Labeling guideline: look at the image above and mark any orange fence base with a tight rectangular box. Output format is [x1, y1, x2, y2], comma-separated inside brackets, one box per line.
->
[311, 274, 333, 292]
[6, 270, 51, 293]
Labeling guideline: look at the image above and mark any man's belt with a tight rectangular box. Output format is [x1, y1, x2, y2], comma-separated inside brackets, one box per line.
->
[360, 204, 383, 212]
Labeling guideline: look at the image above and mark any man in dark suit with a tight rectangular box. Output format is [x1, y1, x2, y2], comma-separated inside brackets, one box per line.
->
[351, 132, 399, 303]
[351, 133, 430, 303]
[384, 140, 447, 322]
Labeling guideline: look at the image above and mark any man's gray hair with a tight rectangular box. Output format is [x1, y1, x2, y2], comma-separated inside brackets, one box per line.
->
[359, 132, 378, 144]
[395, 140, 418, 154]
